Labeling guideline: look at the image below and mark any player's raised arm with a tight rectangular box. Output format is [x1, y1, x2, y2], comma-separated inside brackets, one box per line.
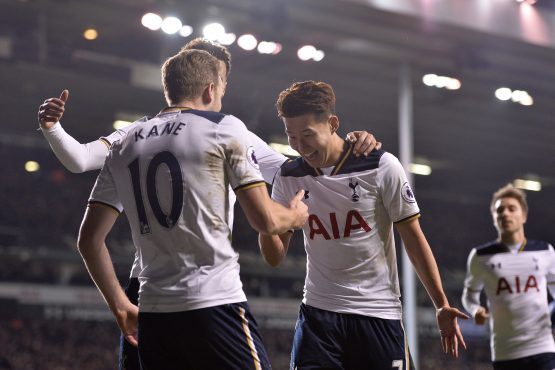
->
[395, 218, 469, 358]
[38, 89, 111, 173]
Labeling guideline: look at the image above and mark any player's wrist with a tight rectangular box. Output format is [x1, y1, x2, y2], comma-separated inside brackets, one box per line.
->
[38, 121, 59, 131]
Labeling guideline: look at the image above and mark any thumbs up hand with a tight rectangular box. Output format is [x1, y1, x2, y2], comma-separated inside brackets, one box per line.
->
[38, 90, 69, 129]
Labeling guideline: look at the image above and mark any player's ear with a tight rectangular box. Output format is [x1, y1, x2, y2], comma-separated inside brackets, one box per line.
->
[202, 83, 215, 105]
[328, 115, 340, 133]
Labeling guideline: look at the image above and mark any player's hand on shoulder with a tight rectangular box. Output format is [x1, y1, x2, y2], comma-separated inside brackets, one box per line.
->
[436, 306, 469, 358]
[345, 131, 382, 157]
[289, 190, 308, 229]
[473, 306, 489, 325]
[38, 90, 69, 129]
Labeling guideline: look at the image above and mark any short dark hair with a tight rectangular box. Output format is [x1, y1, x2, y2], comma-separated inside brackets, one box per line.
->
[161, 49, 219, 106]
[276, 81, 336, 120]
[490, 183, 528, 214]
[181, 38, 231, 76]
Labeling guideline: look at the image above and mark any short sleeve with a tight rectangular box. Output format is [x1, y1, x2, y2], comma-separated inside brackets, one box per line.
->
[246, 130, 287, 184]
[270, 169, 289, 207]
[218, 116, 265, 191]
[377, 153, 420, 223]
[88, 156, 123, 213]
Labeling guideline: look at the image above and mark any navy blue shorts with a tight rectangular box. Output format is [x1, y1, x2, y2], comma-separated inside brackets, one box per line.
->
[119, 277, 140, 370]
[138, 301, 271, 370]
[493, 352, 555, 370]
[291, 304, 414, 370]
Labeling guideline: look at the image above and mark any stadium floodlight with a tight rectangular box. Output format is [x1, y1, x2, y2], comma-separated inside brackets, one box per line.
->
[495, 87, 512, 101]
[218, 33, 236, 46]
[25, 161, 40, 173]
[257, 41, 280, 54]
[237, 34, 258, 51]
[179, 25, 193, 38]
[161, 17, 182, 35]
[313, 50, 325, 62]
[422, 74, 437, 87]
[141, 13, 162, 31]
[203, 23, 225, 41]
[297, 45, 316, 61]
[511, 90, 527, 102]
[162, 17, 183, 35]
[445, 78, 461, 90]
[83, 28, 98, 41]
[519, 93, 534, 106]
[514, 178, 541, 191]
[409, 163, 432, 176]
[422, 73, 461, 90]
[113, 120, 133, 130]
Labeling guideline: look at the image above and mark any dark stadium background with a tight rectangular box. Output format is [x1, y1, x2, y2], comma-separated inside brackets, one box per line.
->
[1, 0, 555, 368]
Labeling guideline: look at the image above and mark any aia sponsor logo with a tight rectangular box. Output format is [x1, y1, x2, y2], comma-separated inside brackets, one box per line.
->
[308, 210, 371, 240]
[496, 275, 540, 295]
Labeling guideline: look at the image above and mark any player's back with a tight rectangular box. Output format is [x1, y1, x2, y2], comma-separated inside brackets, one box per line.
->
[102, 109, 258, 312]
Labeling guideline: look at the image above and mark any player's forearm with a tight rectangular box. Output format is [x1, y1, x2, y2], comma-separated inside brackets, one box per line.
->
[238, 186, 305, 235]
[258, 232, 290, 267]
[41, 123, 108, 173]
[397, 221, 449, 308]
[461, 287, 482, 317]
[78, 239, 130, 314]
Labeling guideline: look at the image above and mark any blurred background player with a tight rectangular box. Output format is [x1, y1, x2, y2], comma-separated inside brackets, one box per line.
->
[77, 48, 309, 370]
[259, 80, 468, 370]
[36, 38, 380, 370]
[462, 184, 555, 370]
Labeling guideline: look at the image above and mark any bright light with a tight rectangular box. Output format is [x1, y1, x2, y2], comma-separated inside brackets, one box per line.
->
[446, 78, 461, 90]
[511, 90, 526, 102]
[161, 17, 182, 35]
[203, 23, 225, 41]
[257, 41, 280, 54]
[514, 179, 541, 191]
[113, 120, 133, 130]
[313, 50, 325, 62]
[422, 74, 460, 90]
[409, 163, 432, 176]
[83, 28, 98, 41]
[520, 94, 534, 106]
[237, 34, 258, 51]
[495, 87, 512, 101]
[422, 74, 437, 87]
[25, 161, 40, 172]
[179, 25, 193, 37]
[141, 13, 162, 31]
[218, 33, 236, 46]
[297, 45, 316, 61]
[435, 76, 450, 88]
[269, 143, 299, 157]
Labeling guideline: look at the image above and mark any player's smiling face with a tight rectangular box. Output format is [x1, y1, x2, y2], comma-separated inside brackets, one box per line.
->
[283, 113, 339, 168]
[492, 197, 527, 236]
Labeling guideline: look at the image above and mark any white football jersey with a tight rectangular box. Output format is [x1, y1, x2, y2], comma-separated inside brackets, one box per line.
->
[272, 145, 420, 319]
[101, 117, 287, 279]
[464, 240, 555, 361]
[90, 109, 266, 313]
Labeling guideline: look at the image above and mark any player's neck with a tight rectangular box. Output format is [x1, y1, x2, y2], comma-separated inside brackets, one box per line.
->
[499, 230, 525, 246]
[322, 135, 347, 167]
[170, 98, 210, 111]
